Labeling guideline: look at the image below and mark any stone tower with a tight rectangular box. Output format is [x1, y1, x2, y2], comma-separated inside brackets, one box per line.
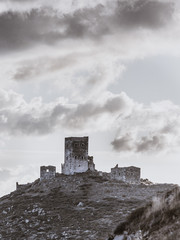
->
[61, 136, 95, 175]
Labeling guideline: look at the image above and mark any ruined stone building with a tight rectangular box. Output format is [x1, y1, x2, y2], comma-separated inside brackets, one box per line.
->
[111, 164, 140, 184]
[61, 136, 95, 175]
[38, 136, 141, 184]
[40, 166, 56, 180]
[16, 182, 27, 190]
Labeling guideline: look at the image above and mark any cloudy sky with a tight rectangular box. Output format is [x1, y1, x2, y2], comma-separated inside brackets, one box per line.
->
[0, 0, 180, 196]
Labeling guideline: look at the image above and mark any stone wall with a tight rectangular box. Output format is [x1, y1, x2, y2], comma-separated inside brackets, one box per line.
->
[111, 165, 140, 184]
[16, 182, 27, 190]
[40, 166, 56, 180]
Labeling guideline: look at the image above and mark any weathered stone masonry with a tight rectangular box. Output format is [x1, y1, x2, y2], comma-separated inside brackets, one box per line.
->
[16, 182, 26, 190]
[111, 164, 140, 184]
[61, 136, 95, 175]
[40, 166, 56, 180]
[38, 136, 141, 184]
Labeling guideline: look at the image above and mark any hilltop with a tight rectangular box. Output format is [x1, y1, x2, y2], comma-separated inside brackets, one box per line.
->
[0, 172, 175, 240]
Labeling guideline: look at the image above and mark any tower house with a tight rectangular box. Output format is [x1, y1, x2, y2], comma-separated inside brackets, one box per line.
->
[61, 136, 95, 175]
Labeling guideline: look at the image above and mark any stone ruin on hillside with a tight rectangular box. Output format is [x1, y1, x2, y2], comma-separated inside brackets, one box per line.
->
[16, 182, 27, 190]
[37, 136, 141, 185]
[111, 164, 141, 184]
[40, 166, 56, 180]
[16, 136, 141, 188]
[61, 136, 95, 175]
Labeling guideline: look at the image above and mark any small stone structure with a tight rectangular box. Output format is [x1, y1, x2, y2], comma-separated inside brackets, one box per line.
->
[40, 166, 56, 180]
[16, 182, 26, 190]
[111, 164, 140, 184]
[61, 136, 95, 175]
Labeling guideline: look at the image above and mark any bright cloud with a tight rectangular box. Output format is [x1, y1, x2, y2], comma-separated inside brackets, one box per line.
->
[0, 88, 180, 154]
[112, 100, 180, 153]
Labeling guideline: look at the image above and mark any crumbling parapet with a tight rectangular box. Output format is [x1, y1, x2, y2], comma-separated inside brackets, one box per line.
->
[40, 166, 56, 180]
[16, 182, 26, 190]
[111, 164, 141, 184]
[88, 156, 95, 171]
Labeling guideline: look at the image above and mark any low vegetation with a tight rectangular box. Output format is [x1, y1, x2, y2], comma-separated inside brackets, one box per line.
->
[0, 172, 175, 239]
[114, 186, 180, 240]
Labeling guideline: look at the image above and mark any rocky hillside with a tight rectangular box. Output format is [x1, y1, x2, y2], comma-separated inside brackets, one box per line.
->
[113, 186, 180, 240]
[0, 172, 175, 240]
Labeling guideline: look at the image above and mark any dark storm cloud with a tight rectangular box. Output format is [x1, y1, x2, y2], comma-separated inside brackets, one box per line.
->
[136, 135, 166, 152]
[63, 95, 128, 129]
[113, 0, 174, 29]
[1, 8, 74, 52]
[111, 134, 167, 153]
[0, 0, 174, 52]
[111, 135, 133, 151]
[0, 9, 61, 52]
